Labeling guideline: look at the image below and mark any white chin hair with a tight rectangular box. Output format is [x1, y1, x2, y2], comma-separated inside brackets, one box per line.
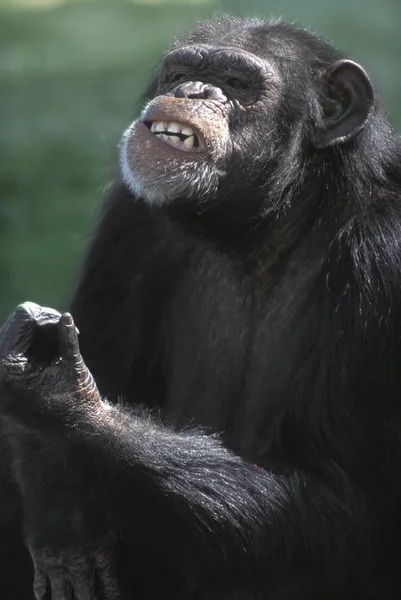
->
[119, 124, 218, 207]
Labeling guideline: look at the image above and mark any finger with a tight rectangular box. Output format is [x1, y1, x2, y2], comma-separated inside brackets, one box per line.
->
[0, 303, 60, 355]
[0, 307, 36, 355]
[33, 567, 50, 600]
[94, 546, 121, 600]
[97, 567, 121, 600]
[49, 572, 75, 600]
[66, 549, 97, 600]
[22, 302, 61, 327]
[57, 313, 85, 374]
[69, 573, 97, 600]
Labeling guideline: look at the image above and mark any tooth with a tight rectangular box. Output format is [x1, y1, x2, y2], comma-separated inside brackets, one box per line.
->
[181, 126, 194, 137]
[169, 135, 181, 147]
[183, 135, 194, 151]
[159, 133, 170, 144]
[167, 122, 181, 134]
[154, 122, 165, 133]
[164, 121, 170, 131]
[150, 122, 157, 132]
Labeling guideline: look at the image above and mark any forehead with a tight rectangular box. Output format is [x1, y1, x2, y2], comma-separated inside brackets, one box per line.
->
[172, 17, 342, 69]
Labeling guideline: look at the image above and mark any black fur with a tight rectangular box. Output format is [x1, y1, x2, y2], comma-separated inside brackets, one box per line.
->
[1, 15, 401, 599]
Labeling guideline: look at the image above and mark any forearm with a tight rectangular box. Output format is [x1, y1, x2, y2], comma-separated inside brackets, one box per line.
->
[67, 398, 367, 570]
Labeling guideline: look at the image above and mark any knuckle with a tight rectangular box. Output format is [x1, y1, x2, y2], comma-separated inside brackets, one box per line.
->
[16, 302, 38, 318]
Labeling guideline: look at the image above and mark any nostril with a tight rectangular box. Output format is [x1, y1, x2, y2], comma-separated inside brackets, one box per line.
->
[203, 85, 226, 101]
[203, 85, 214, 99]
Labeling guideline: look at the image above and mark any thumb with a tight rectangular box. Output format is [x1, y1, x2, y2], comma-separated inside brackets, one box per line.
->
[57, 313, 86, 377]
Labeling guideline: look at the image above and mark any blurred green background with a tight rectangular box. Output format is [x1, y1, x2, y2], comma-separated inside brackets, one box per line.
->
[0, 0, 400, 321]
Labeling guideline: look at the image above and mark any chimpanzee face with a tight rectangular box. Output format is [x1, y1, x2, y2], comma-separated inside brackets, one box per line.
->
[119, 19, 374, 208]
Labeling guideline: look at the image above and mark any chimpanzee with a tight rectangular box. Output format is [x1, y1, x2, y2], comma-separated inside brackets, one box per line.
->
[0, 14, 400, 600]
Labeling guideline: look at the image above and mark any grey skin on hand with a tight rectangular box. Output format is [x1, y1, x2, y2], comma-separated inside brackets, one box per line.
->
[0, 301, 101, 421]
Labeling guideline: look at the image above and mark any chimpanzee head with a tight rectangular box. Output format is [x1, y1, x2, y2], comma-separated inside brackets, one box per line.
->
[119, 16, 375, 210]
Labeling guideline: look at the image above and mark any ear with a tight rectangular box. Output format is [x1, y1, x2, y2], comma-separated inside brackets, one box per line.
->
[313, 59, 374, 149]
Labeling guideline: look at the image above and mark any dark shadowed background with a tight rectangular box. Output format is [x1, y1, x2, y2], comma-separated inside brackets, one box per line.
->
[0, 0, 400, 321]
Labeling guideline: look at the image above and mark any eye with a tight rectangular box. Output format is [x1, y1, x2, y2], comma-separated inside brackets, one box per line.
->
[224, 77, 249, 91]
[169, 72, 188, 83]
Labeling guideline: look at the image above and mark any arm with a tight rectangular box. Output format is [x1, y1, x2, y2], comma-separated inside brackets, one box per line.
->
[77, 402, 367, 570]
[0, 304, 368, 594]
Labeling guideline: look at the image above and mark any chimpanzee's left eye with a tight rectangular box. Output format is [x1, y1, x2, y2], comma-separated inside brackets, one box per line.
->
[225, 77, 249, 90]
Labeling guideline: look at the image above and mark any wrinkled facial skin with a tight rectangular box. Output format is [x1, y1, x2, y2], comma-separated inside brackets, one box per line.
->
[119, 45, 281, 207]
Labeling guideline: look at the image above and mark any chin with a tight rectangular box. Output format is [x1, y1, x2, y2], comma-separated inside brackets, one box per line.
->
[119, 124, 219, 206]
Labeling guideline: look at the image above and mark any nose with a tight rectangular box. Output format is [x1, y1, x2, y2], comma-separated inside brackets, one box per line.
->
[171, 81, 226, 102]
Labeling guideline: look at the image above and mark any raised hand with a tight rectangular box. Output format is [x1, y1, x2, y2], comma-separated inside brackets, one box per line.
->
[0, 301, 101, 426]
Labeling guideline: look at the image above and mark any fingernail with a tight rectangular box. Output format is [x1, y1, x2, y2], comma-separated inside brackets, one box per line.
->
[61, 313, 74, 326]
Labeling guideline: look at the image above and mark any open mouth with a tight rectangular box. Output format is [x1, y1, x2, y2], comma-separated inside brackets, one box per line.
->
[144, 120, 202, 152]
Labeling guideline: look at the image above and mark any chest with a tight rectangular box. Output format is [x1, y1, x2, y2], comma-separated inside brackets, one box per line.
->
[153, 246, 320, 437]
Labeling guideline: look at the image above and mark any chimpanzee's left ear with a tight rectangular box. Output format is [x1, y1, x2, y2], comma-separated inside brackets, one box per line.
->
[313, 59, 374, 149]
